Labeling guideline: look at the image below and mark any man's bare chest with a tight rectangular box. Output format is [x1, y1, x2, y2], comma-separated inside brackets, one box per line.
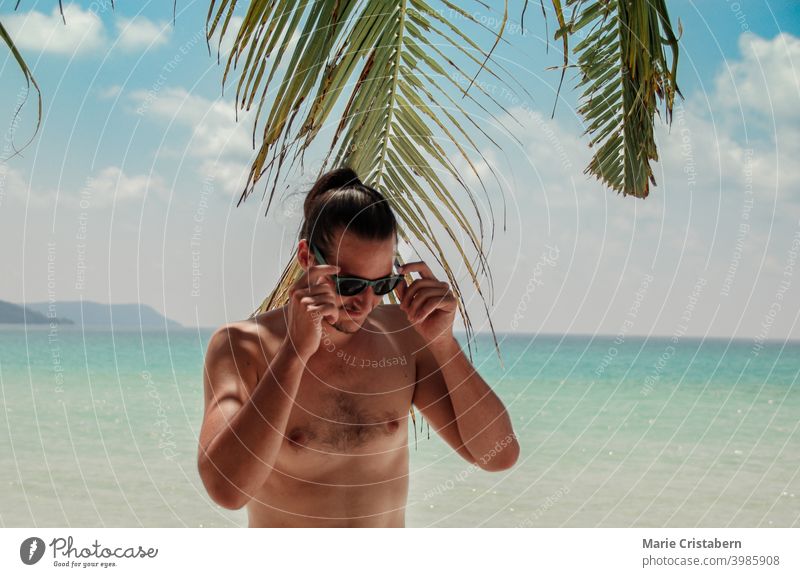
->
[285, 341, 416, 454]
[243, 310, 420, 456]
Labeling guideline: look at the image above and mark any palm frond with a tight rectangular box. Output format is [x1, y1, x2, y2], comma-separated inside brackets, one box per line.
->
[551, 0, 681, 198]
[209, 0, 528, 360]
[0, 19, 42, 159]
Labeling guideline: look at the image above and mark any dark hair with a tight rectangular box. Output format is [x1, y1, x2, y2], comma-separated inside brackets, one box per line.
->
[299, 167, 398, 256]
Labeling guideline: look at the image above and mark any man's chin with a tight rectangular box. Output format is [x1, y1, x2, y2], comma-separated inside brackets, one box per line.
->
[330, 311, 367, 333]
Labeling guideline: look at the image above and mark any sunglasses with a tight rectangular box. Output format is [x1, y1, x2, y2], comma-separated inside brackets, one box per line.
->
[309, 242, 405, 297]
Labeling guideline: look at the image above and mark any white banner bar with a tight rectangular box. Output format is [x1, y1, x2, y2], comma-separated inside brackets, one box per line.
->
[2, 528, 798, 576]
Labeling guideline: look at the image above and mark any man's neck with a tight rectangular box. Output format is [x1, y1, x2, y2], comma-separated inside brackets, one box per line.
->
[319, 318, 362, 349]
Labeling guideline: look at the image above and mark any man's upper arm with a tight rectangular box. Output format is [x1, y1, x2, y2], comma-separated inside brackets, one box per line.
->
[198, 326, 254, 457]
[411, 342, 477, 466]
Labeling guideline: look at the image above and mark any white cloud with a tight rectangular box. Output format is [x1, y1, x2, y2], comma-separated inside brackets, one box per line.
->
[0, 165, 166, 209]
[96, 85, 122, 99]
[704, 33, 800, 203]
[199, 159, 250, 198]
[88, 166, 169, 205]
[2, 5, 106, 56]
[0, 164, 47, 207]
[3, 8, 176, 58]
[114, 16, 171, 51]
[714, 32, 800, 127]
[128, 87, 256, 197]
[130, 87, 253, 158]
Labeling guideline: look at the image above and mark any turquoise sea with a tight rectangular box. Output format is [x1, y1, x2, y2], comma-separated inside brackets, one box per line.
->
[1, 326, 797, 527]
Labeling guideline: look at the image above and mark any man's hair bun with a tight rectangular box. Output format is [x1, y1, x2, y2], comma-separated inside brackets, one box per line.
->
[299, 167, 397, 254]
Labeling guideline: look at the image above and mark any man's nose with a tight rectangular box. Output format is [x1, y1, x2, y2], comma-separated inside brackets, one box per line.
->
[353, 289, 378, 307]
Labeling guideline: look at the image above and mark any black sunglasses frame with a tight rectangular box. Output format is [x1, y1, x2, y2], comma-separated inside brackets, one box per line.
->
[308, 241, 405, 297]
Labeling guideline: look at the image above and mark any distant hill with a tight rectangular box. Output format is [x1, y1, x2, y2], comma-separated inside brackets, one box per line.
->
[23, 301, 182, 328]
[0, 300, 74, 324]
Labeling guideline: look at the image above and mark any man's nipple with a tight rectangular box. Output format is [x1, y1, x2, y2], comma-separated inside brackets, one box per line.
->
[288, 429, 307, 449]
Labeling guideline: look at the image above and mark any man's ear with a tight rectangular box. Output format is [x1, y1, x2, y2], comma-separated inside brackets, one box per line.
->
[297, 239, 311, 271]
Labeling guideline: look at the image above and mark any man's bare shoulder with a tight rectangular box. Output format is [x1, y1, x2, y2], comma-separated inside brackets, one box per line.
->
[247, 306, 290, 341]
[206, 308, 289, 367]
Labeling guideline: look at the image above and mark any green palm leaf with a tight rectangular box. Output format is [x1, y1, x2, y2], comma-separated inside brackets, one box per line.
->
[209, 0, 530, 360]
[550, 0, 681, 198]
[0, 18, 42, 158]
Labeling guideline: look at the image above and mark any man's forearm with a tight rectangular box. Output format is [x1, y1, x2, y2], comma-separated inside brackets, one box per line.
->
[429, 336, 519, 469]
[200, 340, 306, 508]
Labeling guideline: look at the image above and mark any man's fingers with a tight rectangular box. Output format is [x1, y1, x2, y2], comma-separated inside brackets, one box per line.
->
[300, 294, 336, 306]
[415, 292, 456, 323]
[294, 285, 330, 299]
[307, 286, 336, 298]
[398, 261, 436, 280]
[291, 264, 337, 295]
[306, 302, 336, 313]
[306, 301, 338, 322]
[307, 264, 340, 286]
[400, 279, 445, 310]
[394, 277, 408, 303]
[407, 287, 450, 319]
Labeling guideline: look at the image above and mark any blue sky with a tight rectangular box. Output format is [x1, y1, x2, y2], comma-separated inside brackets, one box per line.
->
[1, 0, 799, 341]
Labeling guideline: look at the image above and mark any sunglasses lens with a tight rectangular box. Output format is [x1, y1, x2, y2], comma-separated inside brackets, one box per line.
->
[337, 279, 368, 296]
[374, 277, 402, 296]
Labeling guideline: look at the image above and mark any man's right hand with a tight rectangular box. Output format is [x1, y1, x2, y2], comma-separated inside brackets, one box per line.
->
[284, 262, 341, 361]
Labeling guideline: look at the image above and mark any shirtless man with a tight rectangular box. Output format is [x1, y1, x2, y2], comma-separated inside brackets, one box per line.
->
[197, 168, 519, 527]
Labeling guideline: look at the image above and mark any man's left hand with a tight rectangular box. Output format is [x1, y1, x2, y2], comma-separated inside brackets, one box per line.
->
[395, 261, 457, 346]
